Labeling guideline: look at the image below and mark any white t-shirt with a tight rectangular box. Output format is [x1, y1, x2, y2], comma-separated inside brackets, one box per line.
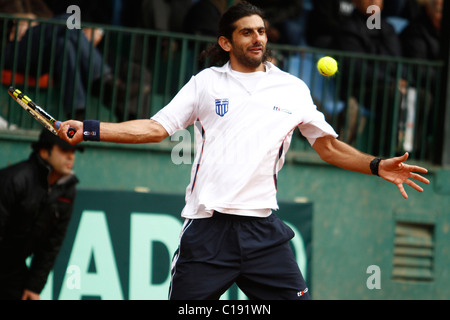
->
[152, 61, 338, 219]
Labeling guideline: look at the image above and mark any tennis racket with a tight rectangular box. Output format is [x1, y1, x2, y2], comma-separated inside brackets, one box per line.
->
[8, 86, 76, 138]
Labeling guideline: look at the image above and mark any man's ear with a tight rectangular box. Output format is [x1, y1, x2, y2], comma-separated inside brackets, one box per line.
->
[39, 148, 50, 161]
[218, 36, 232, 52]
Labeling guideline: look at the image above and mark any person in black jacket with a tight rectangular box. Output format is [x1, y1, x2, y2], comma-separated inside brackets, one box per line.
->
[398, 0, 443, 158]
[306, 0, 355, 48]
[400, 0, 443, 83]
[183, 0, 228, 37]
[0, 129, 83, 300]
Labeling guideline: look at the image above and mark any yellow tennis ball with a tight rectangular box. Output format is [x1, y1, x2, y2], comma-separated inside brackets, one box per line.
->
[317, 56, 338, 77]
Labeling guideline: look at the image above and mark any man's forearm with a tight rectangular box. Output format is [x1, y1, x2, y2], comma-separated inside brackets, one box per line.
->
[99, 119, 169, 144]
[313, 135, 375, 175]
[58, 119, 169, 145]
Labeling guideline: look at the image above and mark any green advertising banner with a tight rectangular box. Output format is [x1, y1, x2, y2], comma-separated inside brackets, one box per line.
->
[40, 190, 312, 300]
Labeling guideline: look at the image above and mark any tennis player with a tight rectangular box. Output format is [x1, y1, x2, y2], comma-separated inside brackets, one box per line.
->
[58, 1, 429, 300]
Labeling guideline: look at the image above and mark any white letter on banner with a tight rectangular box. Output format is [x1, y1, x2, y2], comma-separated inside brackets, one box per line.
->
[129, 213, 182, 299]
[58, 211, 123, 300]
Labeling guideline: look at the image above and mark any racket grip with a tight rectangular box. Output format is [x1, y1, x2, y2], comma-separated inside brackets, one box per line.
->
[67, 127, 77, 138]
[54, 121, 77, 138]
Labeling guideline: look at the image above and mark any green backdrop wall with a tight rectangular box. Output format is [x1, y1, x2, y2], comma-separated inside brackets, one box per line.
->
[1, 132, 449, 299]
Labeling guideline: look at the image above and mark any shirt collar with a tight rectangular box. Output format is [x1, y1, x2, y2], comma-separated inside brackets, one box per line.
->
[212, 61, 278, 74]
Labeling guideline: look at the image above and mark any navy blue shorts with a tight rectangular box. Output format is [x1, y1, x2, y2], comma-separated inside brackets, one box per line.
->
[169, 212, 310, 300]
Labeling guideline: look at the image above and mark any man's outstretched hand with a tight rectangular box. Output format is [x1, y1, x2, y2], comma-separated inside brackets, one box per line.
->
[58, 120, 83, 145]
[378, 153, 430, 199]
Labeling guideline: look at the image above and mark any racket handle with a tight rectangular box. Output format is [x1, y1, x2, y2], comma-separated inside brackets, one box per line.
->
[54, 121, 77, 138]
[67, 127, 77, 138]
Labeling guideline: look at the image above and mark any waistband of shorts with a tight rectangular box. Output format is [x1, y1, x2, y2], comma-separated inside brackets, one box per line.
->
[212, 211, 272, 221]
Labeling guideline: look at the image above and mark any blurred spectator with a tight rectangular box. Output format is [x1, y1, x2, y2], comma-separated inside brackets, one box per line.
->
[400, 0, 442, 62]
[247, 0, 306, 45]
[399, 0, 443, 156]
[183, 0, 228, 37]
[335, 0, 406, 155]
[382, 0, 421, 34]
[306, 0, 354, 48]
[138, 0, 193, 33]
[46, 0, 152, 121]
[336, 0, 402, 58]
[47, 0, 145, 28]
[306, 0, 420, 46]
[135, 0, 193, 103]
[382, 0, 421, 20]
[43, 0, 115, 25]
[0, 0, 130, 120]
[43, 0, 113, 46]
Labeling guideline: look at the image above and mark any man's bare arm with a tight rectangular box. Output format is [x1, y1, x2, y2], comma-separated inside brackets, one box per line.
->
[57, 119, 169, 145]
[312, 135, 430, 199]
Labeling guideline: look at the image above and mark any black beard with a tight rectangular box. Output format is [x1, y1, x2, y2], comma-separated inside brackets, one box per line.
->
[235, 45, 266, 69]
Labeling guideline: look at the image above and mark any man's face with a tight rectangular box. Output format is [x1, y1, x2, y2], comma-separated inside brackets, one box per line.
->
[353, 0, 384, 14]
[220, 14, 268, 72]
[40, 145, 76, 178]
[426, 0, 443, 31]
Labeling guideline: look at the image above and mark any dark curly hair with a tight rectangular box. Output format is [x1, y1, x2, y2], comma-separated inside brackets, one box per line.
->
[200, 1, 273, 66]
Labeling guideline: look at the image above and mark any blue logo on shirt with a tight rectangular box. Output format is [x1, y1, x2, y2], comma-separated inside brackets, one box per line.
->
[215, 99, 229, 117]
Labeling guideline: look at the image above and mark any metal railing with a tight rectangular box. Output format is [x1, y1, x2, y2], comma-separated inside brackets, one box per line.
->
[0, 14, 445, 162]
[274, 46, 444, 162]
